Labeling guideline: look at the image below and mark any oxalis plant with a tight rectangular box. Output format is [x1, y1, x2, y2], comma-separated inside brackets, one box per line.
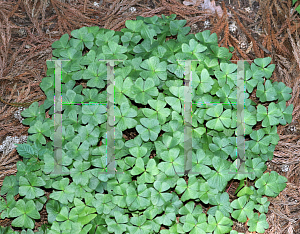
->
[0, 14, 294, 234]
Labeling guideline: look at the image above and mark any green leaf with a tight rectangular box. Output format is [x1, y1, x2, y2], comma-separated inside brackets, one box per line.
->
[296, 4, 300, 14]
[0, 198, 7, 214]
[113, 76, 133, 105]
[136, 118, 161, 141]
[50, 178, 75, 205]
[170, 20, 190, 36]
[60, 47, 81, 60]
[165, 96, 181, 114]
[71, 27, 94, 49]
[95, 29, 119, 46]
[167, 55, 186, 78]
[206, 104, 223, 118]
[237, 186, 254, 197]
[182, 39, 207, 57]
[9, 200, 40, 229]
[78, 124, 100, 146]
[111, 102, 137, 131]
[0, 175, 19, 196]
[204, 157, 235, 191]
[19, 174, 46, 199]
[155, 204, 176, 226]
[175, 176, 199, 202]
[254, 57, 271, 68]
[158, 148, 184, 176]
[82, 104, 107, 126]
[106, 211, 128, 234]
[191, 148, 212, 176]
[199, 182, 218, 204]
[197, 68, 214, 94]
[136, 158, 159, 184]
[150, 181, 173, 206]
[235, 180, 246, 195]
[46, 200, 62, 224]
[102, 41, 127, 60]
[125, 20, 144, 32]
[182, 213, 197, 232]
[230, 196, 254, 222]
[247, 213, 269, 233]
[126, 184, 151, 211]
[255, 197, 270, 213]
[210, 45, 232, 60]
[83, 62, 107, 89]
[140, 56, 167, 85]
[195, 30, 218, 45]
[273, 81, 292, 101]
[131, 157, 145, 176]
[142, 99, 171, 125]
[277, 101, 293, 125]
[132, 78, 159, 105]
[254, 57, 275, 79]
[255, 171, 287, 197]
[249, 129, 272, 154]
[93, 194, 115, 215]
[70, 160, 92, 186]
[208, 210, 233, 234]
[214, 63, 237, 89]
[65, 136, 90, 161]
[179, 201, 203, 219]
[208, 192, 232, 217]
[256, 80, 277, 102]
[206, 104, 231, 131]
[52, 33, 69, 49]
[245, 158, 267, 180]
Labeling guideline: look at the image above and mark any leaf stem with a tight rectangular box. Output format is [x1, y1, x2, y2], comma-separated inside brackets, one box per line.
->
[226, 180, 234, 193]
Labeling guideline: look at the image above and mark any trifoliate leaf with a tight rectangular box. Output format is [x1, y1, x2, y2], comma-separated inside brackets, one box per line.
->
[247, 213, 269, 233]
[9, 200, 40, 229]
[230, 196, 254, 222]
[255, 171, 287, 197]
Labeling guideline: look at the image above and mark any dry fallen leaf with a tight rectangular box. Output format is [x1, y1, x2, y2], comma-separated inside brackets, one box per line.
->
[202, 0, 231, 18]
[184, 0, 232, 18]
[183, 0, 202, 6]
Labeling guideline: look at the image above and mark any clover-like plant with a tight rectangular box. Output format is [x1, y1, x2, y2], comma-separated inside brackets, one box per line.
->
[0, 14, 293, 234]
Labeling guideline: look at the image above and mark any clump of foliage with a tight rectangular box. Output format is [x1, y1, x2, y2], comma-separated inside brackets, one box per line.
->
[0, 14, 293, 233]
